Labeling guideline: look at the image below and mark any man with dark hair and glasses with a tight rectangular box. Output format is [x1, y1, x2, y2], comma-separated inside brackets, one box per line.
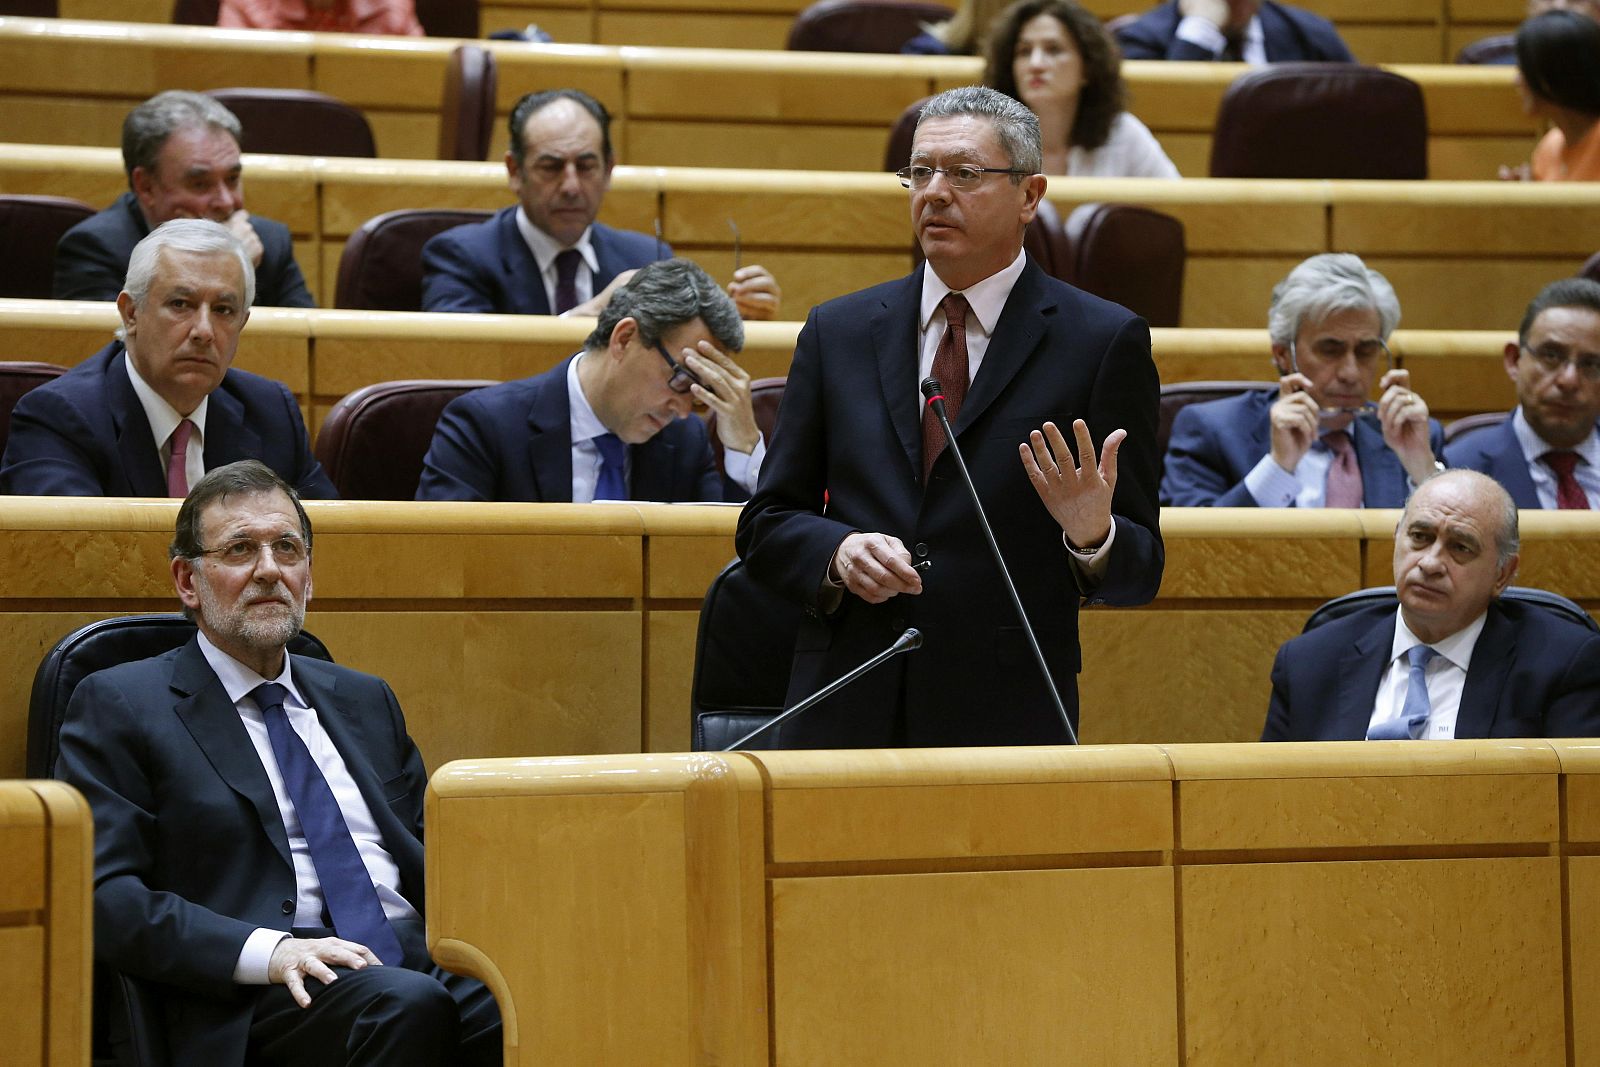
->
[421, 88, 781, 320]
[1446, 276, 1600, 508]
[1162, 251, 1444, 507]
[417, 258, 764, 502]
[55, 459, 501, 1066]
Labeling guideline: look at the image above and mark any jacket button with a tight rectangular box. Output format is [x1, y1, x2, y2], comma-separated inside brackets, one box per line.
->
[914, 542, 929, 558]
[281, 900, 294, 915]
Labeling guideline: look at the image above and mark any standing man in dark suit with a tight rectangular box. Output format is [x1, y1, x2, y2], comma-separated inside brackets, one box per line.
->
[1114, 0, 1354, 62]
[416, 258, 764, 502]
[53, 90, 314, 308]
[735, 85, 1163, 748]
[2, 219, 334, 498]
[1262, 469, 1600, 741]
[1445, 277, 1600, 509]
[421, 88, 781, 320]
[1162, 253, 1443, 508]
[55, 459, 499, 1065]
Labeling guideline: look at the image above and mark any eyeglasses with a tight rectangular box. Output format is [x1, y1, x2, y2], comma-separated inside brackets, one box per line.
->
[654, 340, 704, 395]
[193, 535, 308, 568]
[896, 164, 1031, 190]
[1520, 343, 1600, 381]
[1288, 336, 1393, 417]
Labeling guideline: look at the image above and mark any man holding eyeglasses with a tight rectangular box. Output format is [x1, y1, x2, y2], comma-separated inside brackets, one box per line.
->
[736, 85, 1164, 748]
[1162, 252, 1444, 508]
[1446, 277, 1600, 508]
[55, 459, 501, 1065]
[416, 258, 763, 502]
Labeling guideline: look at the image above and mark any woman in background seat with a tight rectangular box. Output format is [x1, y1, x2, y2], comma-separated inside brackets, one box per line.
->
[1516, 9, 1600, 180]
[218, 0, 423, 35]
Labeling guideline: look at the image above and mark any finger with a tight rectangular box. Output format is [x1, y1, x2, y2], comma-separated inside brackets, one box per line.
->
[1278, 372, 1313, 397]
[1098, 427, 1126, 485]
[284, 971, 311, 1009]
[692, 340, 745, 376]
[688, 382, 731, 412]
[1378, 368, 1409, 391]
[1019, 439, 1048, 485]
[302, 957, 340, 987]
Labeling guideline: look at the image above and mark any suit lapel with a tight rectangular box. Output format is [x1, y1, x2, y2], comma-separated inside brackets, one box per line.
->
[871, 271, 926, 479]
[1334, 615, 1395, 739]
[1352, 416, 1404, 504]
[1455, 605, 1512, 738]
[1486, 422, 1541, 508]
[106, 348, 168, 496]
[200, 383, 260, 472]
[497, 209, 552, 315]
[525, 360, 576, 500]
[955, 260, 1052, 437]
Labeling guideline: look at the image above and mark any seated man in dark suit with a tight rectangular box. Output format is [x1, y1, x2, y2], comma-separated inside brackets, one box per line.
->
[416, 258, 763, 502]
[1263, 469, 1600, 740]
[2, 219, 335, 498]
[1114, 0, 1354, 62]
[55, 459, 499, 1066]
[1162, 252, 1443, 508]
[53, 90, 314, 308]
[420, 88, 781, 320]
[1445, 277, 1600, 509]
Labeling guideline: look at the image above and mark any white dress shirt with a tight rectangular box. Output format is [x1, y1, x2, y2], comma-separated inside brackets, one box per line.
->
[125, 355, 207, 491]
[1175, 13, 1267, 62]
[1244, 430, 1340, 508]
[516, 207, 599, 315]
[1510, 406, 1600, 508]
[1368, 609, 1488, 739]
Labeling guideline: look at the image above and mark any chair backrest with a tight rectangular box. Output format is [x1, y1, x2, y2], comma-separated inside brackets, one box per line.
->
[416, 0, 478, 37]
[1444, 410, 1509, 446]
[1456, 33, 1516, 65]
[707, 376, 786, 477]
[205, 88, 377, 157]
[439, 44, 497, 160]
[0, 0, 56, 15]
[1158, 380, 1276, 459]
[1062, 202, 1186, 327]
[0, 361, 67, 455]
[334, 208, 492, 311]
[171, 0, 219, 23]
[689, 558, 800, 750]
[787, 0, 951, 52]
[1301, 586, 1599, 635]
[0, 195, 95, 299]
[315, 379, 496, 499]
[1209, 63, 1428, 179]
[1581, 251, 1600, 284]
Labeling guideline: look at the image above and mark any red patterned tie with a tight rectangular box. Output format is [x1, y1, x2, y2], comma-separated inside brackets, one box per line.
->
[1543, 451, 1591, 509]
[166, 419, 194, 498]
[1322, 430, 1363, 508]
[922, 293, 970, 483]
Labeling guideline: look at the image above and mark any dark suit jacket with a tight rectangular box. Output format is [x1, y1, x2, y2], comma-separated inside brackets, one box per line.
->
[53, 639, 428, 1065]
[419, 206, 667, 314]
[414, 356, 738, 502]
[735, 259, 1164, 747]
[0, 341, 337, 499]
[1160, 388, 1444, 507]
[1114, 0, 1354, 62]
[52, 192, 314, 308]
[1262, 600, 1600, 740]
[1443, 415, 1544, 508]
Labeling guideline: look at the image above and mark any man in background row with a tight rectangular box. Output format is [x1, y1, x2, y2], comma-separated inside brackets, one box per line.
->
[1113, 0, 1353, 63]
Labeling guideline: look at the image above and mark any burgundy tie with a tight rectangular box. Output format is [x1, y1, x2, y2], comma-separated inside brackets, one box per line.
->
[166, 419, 194, 498]
[922, 293, 970, 483]
[1323, 430, 1363, 508]
[1543, 451, 1590, 509]
[553, 249, 582, 314]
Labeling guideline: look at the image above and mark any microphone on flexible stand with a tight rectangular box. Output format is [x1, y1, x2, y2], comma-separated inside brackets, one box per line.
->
[721, 628, 923, 751]
[920, 377, 1077, 745]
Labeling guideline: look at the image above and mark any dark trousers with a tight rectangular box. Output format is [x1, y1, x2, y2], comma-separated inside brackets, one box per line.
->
[247, 920, 501, 1066]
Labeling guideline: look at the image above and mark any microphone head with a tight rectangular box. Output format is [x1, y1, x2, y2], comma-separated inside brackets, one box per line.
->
[898, 627, 923, 651]
[920, 377, 942, 401]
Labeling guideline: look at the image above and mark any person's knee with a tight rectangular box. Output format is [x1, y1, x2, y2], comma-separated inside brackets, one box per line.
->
[347, 966, 459, 1053]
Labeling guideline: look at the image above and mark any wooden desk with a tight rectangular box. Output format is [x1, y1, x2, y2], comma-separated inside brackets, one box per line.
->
[426, 738, 1599, 1064]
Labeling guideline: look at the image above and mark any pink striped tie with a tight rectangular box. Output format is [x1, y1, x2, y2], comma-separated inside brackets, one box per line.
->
[1323, 430, 1363, 508]
[166, 419, 194, 498]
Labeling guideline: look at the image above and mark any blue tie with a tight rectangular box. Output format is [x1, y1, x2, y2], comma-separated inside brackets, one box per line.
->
[254, 683, 404, 965]
[593, 432, 627, 501]
[1368, 645, 1438, 740]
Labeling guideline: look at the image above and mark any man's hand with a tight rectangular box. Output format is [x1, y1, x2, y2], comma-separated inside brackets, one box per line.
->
[1019, 419, 1120, 550]
[222, 210, 265, 267]
[685, 340, 761, 454]
[1178, 0, 1231, 30]
[1269, 373, 1322, 474]
[565, 269, 638, 318]
[830, 532, 922, 604]
[1376, 368, 1439, 484]
[268, 936, 382, 1009]
[728, 265, 781, 321]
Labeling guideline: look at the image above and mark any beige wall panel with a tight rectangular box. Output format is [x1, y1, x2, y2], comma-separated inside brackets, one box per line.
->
[626, 119, 891, 171]
[0, 98, 129, 152]
[1149, 328, 1274, 382]
[663, 174, 904, 247]
[313, 44, 450, 110]
[61, 0, 171, 17]
[0, 925, 45, 1067]
[0, 531, 175, 599]
[312, 531, 639, 598]
[1430, 137, 1541, 182]
[0, 29, 311, 97]
[0, 795, 44, 912]
[624, 55, 932, 125]
[1366, 257, 1583, 332]
[481, 7, 594, 40]
[1340, 25, 1446, 64]
[1449, 0, 1523, 21]
[490, 50, 627, 111]
[0, 146, 126, 204]
[1157, 522, 1362, 599]
[605, 0, 806, 11]
[1391, 330, 1516, 415]
[1572, 856, 1600, 1066]
[597, 12, 792, 49]
[1181, 857, 1565, 1064]
[1183, 258, 1310, 330]
[310, 324, 587, 396]
[1446, 25, 1517, 57]
[1049, 183, 1328, 254]
[1154, 132, 1209, 178]
[671, 249, 909, 335]
[1565, 772, 1600, 842]
[1409, 69, 1527, 134]
[1297, 0, 1440, 18]
[1120, 64, 1232, 131]
[646, 532, 737, 600]
[365, 113, 439, 165]
[771, 866, 1179, 1064]
[1334, 186, 1600, 255]
[646, 609, 698, 753]
[1509, 518, 1600, 599]
[0, 612, 136, 779]
[1079, 609, 1307, 745]
[235, 162, 321, 233]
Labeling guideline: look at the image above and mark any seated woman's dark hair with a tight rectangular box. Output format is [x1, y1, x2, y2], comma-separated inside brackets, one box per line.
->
[1517, 9, 1600, 115]
[983, 0, 1125, 151]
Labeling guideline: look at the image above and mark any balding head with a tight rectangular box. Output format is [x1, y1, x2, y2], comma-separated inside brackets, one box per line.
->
[1392, 470, 1520, 643]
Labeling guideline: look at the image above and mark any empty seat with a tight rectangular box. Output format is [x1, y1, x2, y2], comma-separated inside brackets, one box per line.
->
[0, 195, 95, 299]
[1, 361, 67, 456]
[334, 208, 492, 311]
[439, 44, 497, 161]
[690, 558, 800, 750]
[1209, 63, 1427, 179]
[205, 88, 377, 157]
[315, 379, 496, 499]
[787, 0, 952, 52]
[1063, 202, 1185, 327]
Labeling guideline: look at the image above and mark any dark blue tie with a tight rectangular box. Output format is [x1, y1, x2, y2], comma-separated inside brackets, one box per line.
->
[253, 683, 403, 965]
[1367, 645, 1438, 740]
[554, 248, 581, 314]
[593, 432, 628, 500]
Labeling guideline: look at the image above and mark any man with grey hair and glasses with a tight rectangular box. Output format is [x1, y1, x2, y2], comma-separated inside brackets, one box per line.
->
[1162, 251, 1444, 507]
[3, 219, 333, 497]
[737, 85, 1164, 748]
[54, 89, 314, 307]
[416, 257, 765, 501]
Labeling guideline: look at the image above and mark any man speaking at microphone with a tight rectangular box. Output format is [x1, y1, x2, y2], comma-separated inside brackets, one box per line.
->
[735, 85, 1163, 748]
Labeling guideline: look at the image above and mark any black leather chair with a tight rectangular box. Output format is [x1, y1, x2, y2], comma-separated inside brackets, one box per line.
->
[1443, 410, 1508, 446]
[689, 559, 800, 750]
[1301, 586, 1598, 635]
[1062, 202, 1186, 327]
[707, 376, 785, 477]
[439, 44, 497, 160]
[314, 379, 496, 499]
[333, 208, 491, 311]
[1157, 380, 1275, 459]
[1, 361, 67, 455]
[206, 88, 377, 157]
[787, 0, 952, 52]
[1209, 63, 1428, 179]
[0, 194, 95, 298]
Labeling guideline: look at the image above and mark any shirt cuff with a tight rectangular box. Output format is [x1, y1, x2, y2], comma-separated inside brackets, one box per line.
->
[1175, 15, 1228, 54]
[1064, 518, 1117, 581]
[1245, 453, 1300, 508]
[722, 437, 767, 494]
[233, 928, 291, 985]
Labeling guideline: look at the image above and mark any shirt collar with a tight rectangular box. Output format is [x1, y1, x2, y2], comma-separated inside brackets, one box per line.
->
[566, 352, 609, 444]
[516, 207, 599, 277]
[196, 630, 305, 709]
[919, 247, 1028, 336]
[124, 349, 208, 447]
[1389, 605, 1488, 674]
[1511, 405, 1600, 467]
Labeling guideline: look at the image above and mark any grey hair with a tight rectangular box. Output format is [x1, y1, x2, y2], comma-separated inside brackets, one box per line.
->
[124, 219, 257, 311]
[915, 85, 1043, 179]
[122, 90, 242, 183]
[1267, 253, 1402, 349]
[584, 258, 744, 353]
